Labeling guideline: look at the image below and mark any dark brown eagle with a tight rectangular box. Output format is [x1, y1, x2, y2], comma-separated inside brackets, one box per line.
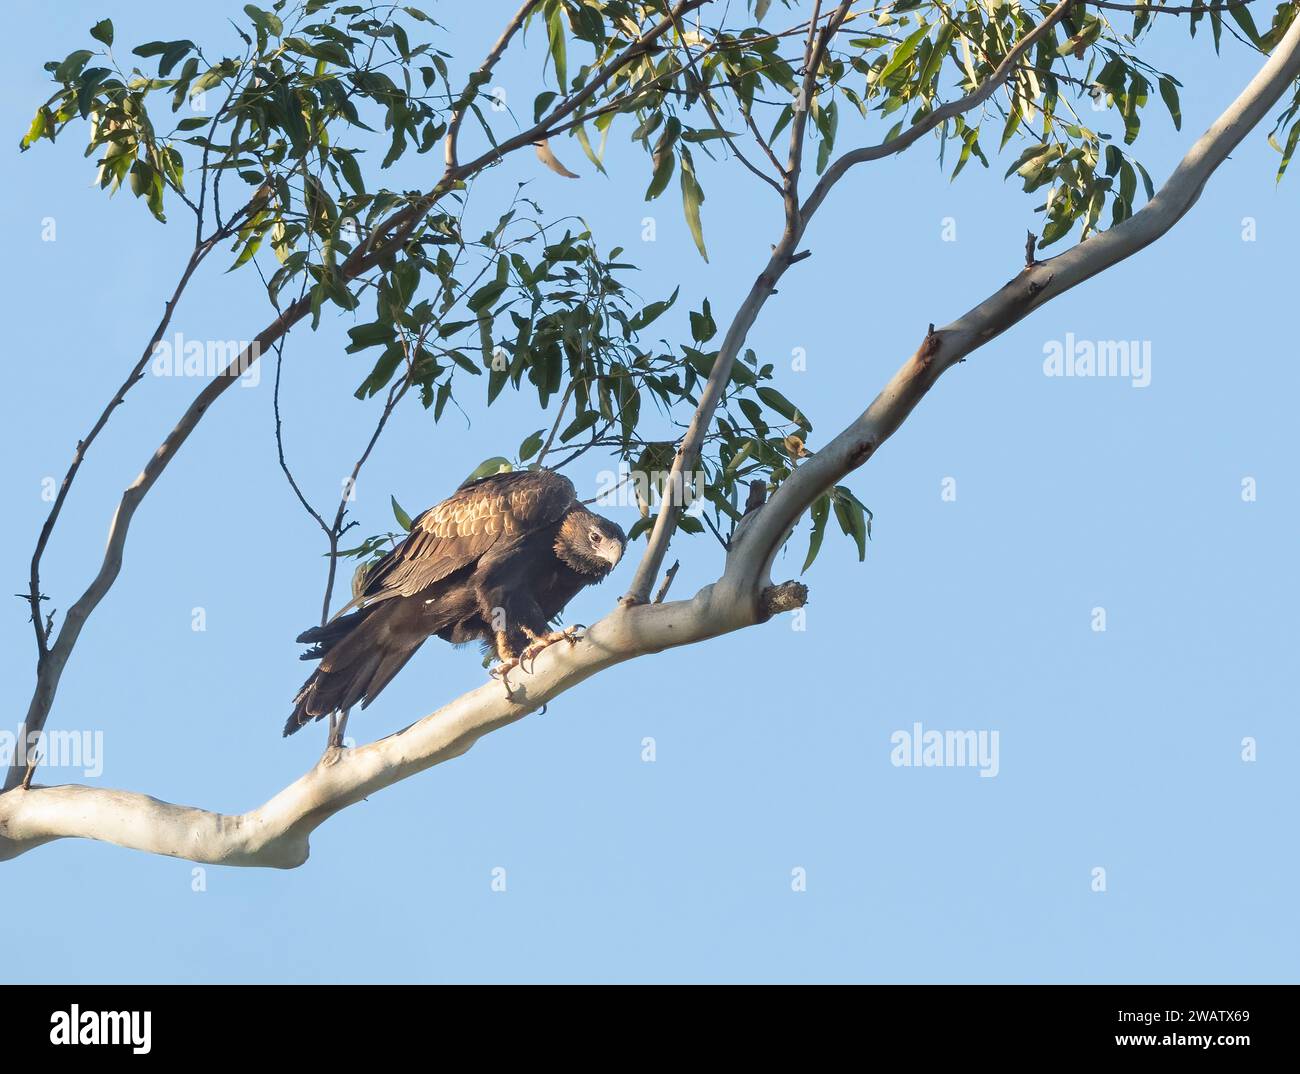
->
[285, 468, 626, 737]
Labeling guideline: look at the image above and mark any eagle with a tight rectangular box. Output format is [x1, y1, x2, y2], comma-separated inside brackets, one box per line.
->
[285, 468, 626, 737]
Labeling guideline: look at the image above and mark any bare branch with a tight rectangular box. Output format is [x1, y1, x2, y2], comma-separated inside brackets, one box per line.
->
[785, 1, 854, 216]
[27, 243, 212, 662]
[535, 380, 577, 468]
[653, 560, 681, 603]
[320, 372, 413, 626]
[443, 0, 542, 170]
[800, 0, 1075, 224]
[271, 341, 332, 544]
[667, 5, 786, 195]
[0, 589, 798, 865]
[1088, 0, 1262, 11]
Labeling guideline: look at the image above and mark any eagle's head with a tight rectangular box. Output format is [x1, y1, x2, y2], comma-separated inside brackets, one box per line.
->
[556, 508, 627, 576]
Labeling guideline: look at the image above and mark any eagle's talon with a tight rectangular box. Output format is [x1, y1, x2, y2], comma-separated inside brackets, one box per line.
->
[518, 626, 584, 673]
[492, 658, 521, 695]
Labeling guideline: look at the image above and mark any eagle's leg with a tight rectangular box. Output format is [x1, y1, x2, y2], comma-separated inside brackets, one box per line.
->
[518, 625, 585, 673]
[479, 585, 546, 692]
[327, 707, 351, 750]
[492, 662, 519, 696]
[490, 630, 522, 695]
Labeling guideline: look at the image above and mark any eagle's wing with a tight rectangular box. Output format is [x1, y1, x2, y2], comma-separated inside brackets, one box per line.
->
[336, 469, 577, 615]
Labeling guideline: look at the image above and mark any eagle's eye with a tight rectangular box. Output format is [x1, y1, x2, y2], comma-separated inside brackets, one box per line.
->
[588, 530, 601, 546]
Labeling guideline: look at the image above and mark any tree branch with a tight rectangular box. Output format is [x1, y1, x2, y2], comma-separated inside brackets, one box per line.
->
[443, 0, 542, 170]
[319, 370, 413, 628]
[1088, 0, 1261, 12]
[0, 585, 782, 866]
[801, 0, 1075, 224]
[26, 244, 212, 662]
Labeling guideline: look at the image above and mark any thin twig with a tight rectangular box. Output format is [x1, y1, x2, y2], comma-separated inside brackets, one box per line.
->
[320, 372, 414, 625]
[536, 380, 577, 467]
[653, 560, 680, 603]
[21, 751, 40, 792]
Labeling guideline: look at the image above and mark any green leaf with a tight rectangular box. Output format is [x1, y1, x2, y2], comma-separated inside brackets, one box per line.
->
[876, 21, 930, 83]
[681, 128, 740, 143]
[757, 386, 808, 429]
[128, 160, 153, 198]
[449, 349, 482, 376]
[574, 124, 607, 175]
[54, 49, 94, 81]
[1158, 77, 1181, 131]
[916, 24, 955, 89]
[89, 19, 113, 47]
[679, 147, 708, 262]
[560, 409, 600, 442]
[76, 67, 111, 118]
[1228, 4, 1264, 46]
[1039, 216, 1073, 248]
[518, 428, 546, 461]
[468, 280, 508, 312]
[690, 298, 716, 343]
[391, 495, 413, 531]
[999, 100, 1024, 151]
[546, 0, 567, 90]
[832, 487, 872, 561]
[434, 380, 452, 420]
[1276, 120, 1300, 182]
[19, 108, 47, 151]
[802, 494, 830, 573]
[132, 39, 194, 67]
[345, 322, 396, 353]
[628, 286, 678, 332]
[1121, 74, 1146, 145]
[335, 148, 365, 195]
[533, 91, 558, 123]
[1055, 19, 1101, 56]
[645, 116, 680, 201]
[465, 457, 512, 483]
[244, 4, 284, 37]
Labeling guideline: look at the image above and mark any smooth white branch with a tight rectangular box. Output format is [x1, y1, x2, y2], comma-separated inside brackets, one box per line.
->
[0, 581, 780, 866]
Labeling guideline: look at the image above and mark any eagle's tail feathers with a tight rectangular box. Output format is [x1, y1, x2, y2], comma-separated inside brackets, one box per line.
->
[284, 605, 428, 737]
[295, 611, 364, 653]
[359, 646, 423, 710]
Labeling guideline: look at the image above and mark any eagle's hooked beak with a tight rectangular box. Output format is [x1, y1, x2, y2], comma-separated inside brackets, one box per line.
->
[599, 539, 625, 569]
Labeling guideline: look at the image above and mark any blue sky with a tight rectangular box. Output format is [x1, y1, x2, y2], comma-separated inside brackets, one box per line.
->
[1, 2, 1296, 983]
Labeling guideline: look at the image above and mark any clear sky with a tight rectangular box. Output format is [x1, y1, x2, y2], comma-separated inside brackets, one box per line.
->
[1, 2, 1296, 983]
